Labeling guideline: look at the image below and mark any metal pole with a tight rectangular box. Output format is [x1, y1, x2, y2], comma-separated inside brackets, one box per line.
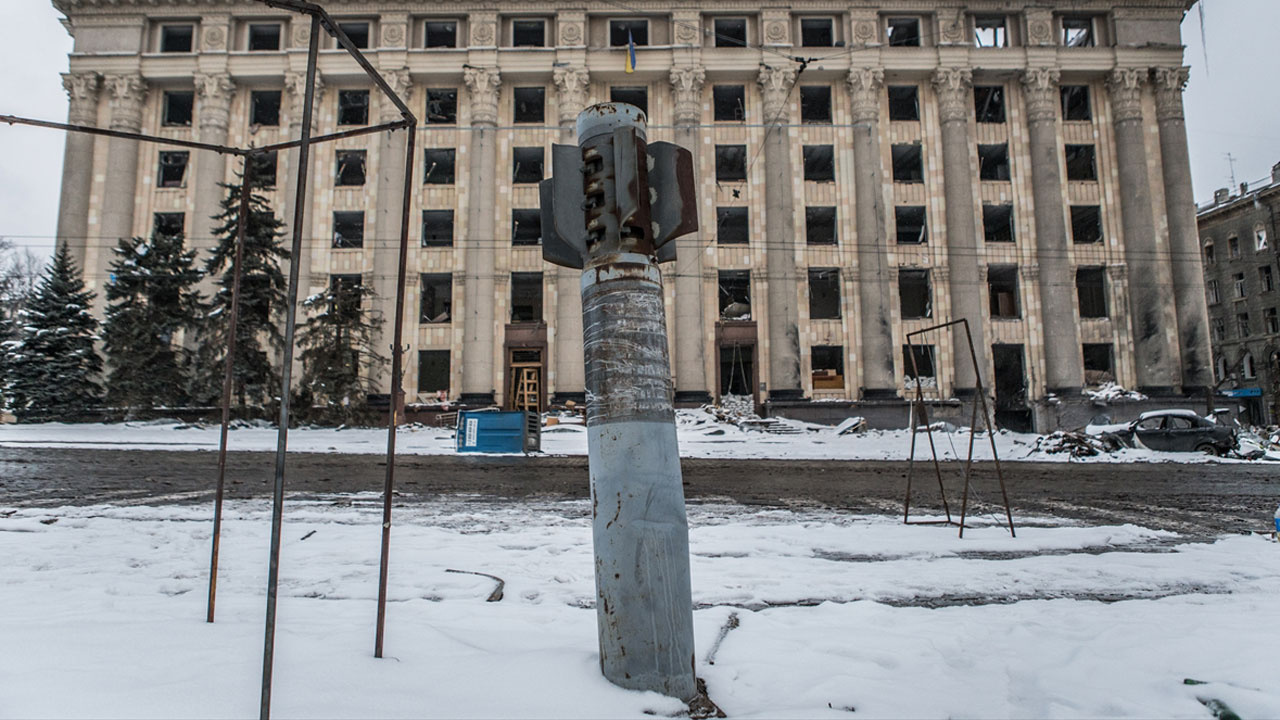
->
[260, 15, 319, 720]
[375, 121, 416, 659]
[208, 159, 253, 623]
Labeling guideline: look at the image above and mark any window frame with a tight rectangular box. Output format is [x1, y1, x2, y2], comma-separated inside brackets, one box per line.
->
[157, 151, 189, 189]
[713, 17, 748, 47]
[337, 89, 371, 126]
[161, 91, 194, 127]
[972, 16, 1008, 48]
[715, 207, 749, 245]
[423, 148, 457, 185]
[158, 23, 195, 53]
[421, 209, 455, 247]
[332, 211, 366, 249]
[247, 22, 283, 52]
[609, 19, 649, 46]
[713, 85, 746, 122]
[424, 20, 458, 48]
[511, 19, 547, 47]
[420, 272, 453, 324]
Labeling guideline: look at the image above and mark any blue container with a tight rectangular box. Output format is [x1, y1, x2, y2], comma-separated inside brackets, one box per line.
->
[456, 410, 540, 454]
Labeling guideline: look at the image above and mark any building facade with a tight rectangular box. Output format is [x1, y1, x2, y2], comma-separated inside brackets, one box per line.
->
[1197, 165, 1280, 427]
[52, 0, 1210, 431]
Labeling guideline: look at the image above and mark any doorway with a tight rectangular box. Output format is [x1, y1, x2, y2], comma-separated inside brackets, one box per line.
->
[991, 343, 1032, 432]
[719, 342, 755, 398]
[506, 347, 543, 412]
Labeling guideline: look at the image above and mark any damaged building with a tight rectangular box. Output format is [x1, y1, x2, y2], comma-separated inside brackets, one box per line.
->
[51, 0, 1212, 431]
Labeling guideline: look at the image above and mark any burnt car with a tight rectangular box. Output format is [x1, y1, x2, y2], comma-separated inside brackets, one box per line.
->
[1121, 409, 1237, 455]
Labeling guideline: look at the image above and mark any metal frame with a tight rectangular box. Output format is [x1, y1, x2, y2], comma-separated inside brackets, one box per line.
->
[903, 318, 1016, 539]
[4, 2, 417, 717]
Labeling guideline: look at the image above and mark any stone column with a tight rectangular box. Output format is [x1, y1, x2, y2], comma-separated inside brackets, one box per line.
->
[460, 66, 501, 405]
[931, 67, 987, 394]
[1107, 68, 1181, 393]
[57, 72, 101, 272]
[282, 70, 323, 309]
[97, 74, 147, 307]
[551, 65, 590, 404]
[192, 73, 236, 276]
[669, 65, 711, 404]
[1154, 66, 1213, 392]
[1022, 67, 1083, 393]
[371, 68, 413, 392]
[847, 67, 896, 397]
[757, 64, 802, 401]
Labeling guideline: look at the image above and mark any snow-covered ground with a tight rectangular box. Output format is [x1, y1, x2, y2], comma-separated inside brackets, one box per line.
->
[1, 410, 1272, 462]
[1, 498, 1277, 718]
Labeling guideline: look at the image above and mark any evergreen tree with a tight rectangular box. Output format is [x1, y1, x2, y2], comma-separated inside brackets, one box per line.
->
[101, 229, 203, 412]
[2, 246, 103, 421]
[189, 174, 289, 410]
[295, 276, 386, 424]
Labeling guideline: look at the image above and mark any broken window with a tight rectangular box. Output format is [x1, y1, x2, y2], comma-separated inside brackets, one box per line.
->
[511, 19, 546, 47]
[250, 90, 281, 126]
[248, 23, 281, 51]
[1228, 236, 1240, 258]
[160, 25, 194, 53]
[157, 151, 188, 188]
[808, 268, 841, 320]
[162, 91, 193, 126]
[1076, 266, 1108, 318]
[418, 349, 450, 394]
[337, 90, 370, 125]
[800, 18, 834, 47]
[1061, 85, 1091, 121]
[903, 344, 936, 381]
[424, 20, 457, 48]
[249, 151, 277, 187]
[1070, 205, 1102, 244]
[512, 209, 541, 245]
[610, 86, 648, 116]
[510, 272, 543, 323]
[425, 89, 458, 124]
[715, 145, 748, 182]
[337, 21, 370, 49]
[1203, 242, 1215, 265]
[713, 85, 746, 122]
[892, 144, 924, 183]
[718, 270, 751, 319]
[1257, 228, 1269, 251]
[899, 269, 932, 319]
[1266, 307, 1279, 334]
[811, 345, 844, 389]
[513, 87, 545, 123]
[803, 145, 835, 182]
[1260, 265, 1275, 293]
[895, 206, 927, 244]
[1211, 318, 1226, 342]
[512, 147, 544, 183]
[978, 143, 1011, 181]
[328, 274, 363, 321]
[1242, 352, 1257, 379]
[420, 274, 452, 324]
[1233, 272, 1247, 299]
[887, 17, 921, 47]
[1082, 343, 1115, 385]
[1061, 16, 1094, 47]
[716, 207, 749, 245]
[1064, 144, 1097, 181]
[987, 265, 1020, 318]
[421, 209, 454, 247]
[423, 148, 456, 184]
[973, 16, 1007, 48]
[153, 212, 184, 239]
[610, 19, 648, 46]
[332, 211, 364, 248]
[982, 204, 1015, 243]
[1207, 280, 1220, 305]
[335, 150, 366, 186]
[887, 86, 919, 121]
[1237, 312, 1251, 338]
[806, 206, 837, 245]
[800, 86, 833, 123]
[974, 86, 1006, 123]
[714, 18, 747, 47]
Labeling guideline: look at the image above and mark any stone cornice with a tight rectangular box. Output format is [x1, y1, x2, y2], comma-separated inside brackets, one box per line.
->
[54, 0, 1197, 10]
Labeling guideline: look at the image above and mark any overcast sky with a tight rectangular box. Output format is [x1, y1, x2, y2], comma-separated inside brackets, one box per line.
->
[1, 0, 1277, 262]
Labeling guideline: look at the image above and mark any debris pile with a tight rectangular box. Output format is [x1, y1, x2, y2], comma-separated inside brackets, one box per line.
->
[1031, 431, 1125, 458]
[1083, 382, 1148, 402]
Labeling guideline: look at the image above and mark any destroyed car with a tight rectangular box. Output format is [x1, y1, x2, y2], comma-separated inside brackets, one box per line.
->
[1096, 409, 1237, 455]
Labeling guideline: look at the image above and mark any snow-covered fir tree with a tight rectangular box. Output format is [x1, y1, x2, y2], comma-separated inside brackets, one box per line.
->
[2, 246, 103, 421]
[101, 229, 203, 412]
[295, 276, 386, 424]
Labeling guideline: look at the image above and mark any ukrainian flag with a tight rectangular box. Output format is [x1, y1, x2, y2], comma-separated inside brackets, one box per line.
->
[625, 30, 636, 73]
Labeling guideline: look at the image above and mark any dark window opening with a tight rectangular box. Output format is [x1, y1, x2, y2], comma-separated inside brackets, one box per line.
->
[513, 87, 545, 123]
[811, 345, 844, 389]
[418, 350, 450, 394]
[716, 144, 747, 182]
[974, 86, 1006, 123]
[248, 23, 281, 51]
[328, 274, 363, 320]
[1203, 243, 1215, 265]
[983, 204, 1015, 243]
[806, 206, 837, 245]
[1076, 266, 1108, 318]
[973, 16, 1007, 48]
[425, 21, 457, 48]
[336, 22, 370, 49]
[332, 212, 364, 248]
[803, 145, 835, 182]
[1260, 265, 1275, 293]
[610, 86, 648, 116]
[800, 18, 834, 47]
[1065, 144, 1097, 181]
[337, 89, 370, 125]
[895, 206, 927, 244]
[510, 272, 543, 323]
[610, 19, 648, 46]
[904, 344, 936, 379]
[716, 207, 749, 245]
[250, 90, 281, 126]
[512, 20, 546, 47]
[899, 269, 932, 319]
[1233, 272, 1247, 299]
[162, 91, 194, 126]
[1082, 343, 1115, 385]
[420, 274, 452, 324]
[512, 209, 541, 246]
[1071, 205, 1103, 244]
[808, 268, 841, 320]
[160, 25, 194, 53]
[887, 17, 921, 47]
[1062, 17, 1094, 47]
[335, 150, 366, 186]
[718, 270, 751, 319]
[512, 147, 544, 183]
[421, 209, 454, 247]
[424, 148, 456, 184]
[978, 143, 1011, 181]
[888, 86, 919, 121]
[158, 151, 188, 188]
[800, 86, 833, 123]
[1238, 312, 1251, 338]
[988, 265, 1020, 318]
[248, 151, 278, 188]
[153, 212, 184, 239]
[1061, 85, 1091, 121]
[714, 18, 747, 47]
[1265, 307, 1279, 334]
[425, 89, 458, 124]
[892, 143, 924, 183]
[1229, 237, 1240, 258]
[713, 85, 746, 122]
